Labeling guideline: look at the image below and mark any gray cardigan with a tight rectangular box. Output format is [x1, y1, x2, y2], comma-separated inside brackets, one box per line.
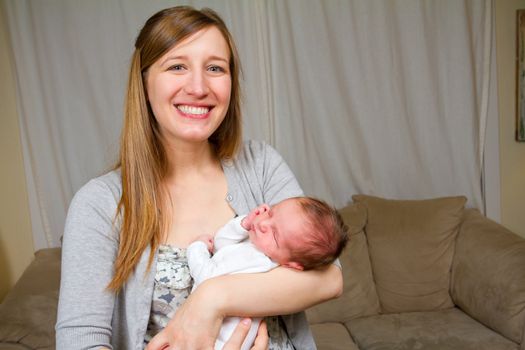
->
[56, 140, 316, 350]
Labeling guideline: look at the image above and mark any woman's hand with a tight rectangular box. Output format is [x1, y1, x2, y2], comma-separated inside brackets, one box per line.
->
[146, 318, 269, 350]
[146, 278, 228, 349]
[155, 287, 222, 349]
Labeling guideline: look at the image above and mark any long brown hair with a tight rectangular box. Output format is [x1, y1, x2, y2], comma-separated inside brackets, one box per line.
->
[108, 6, 242, 291]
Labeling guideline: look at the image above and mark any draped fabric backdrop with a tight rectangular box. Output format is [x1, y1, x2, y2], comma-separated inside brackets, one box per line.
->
[4, 0, 499, 250]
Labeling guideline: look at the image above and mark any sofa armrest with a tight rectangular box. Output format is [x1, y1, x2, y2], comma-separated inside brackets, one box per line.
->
[451, 209, 525, 345]
[0, 248, 61, 350]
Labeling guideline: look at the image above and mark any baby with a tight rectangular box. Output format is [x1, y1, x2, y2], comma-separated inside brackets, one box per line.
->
[186, 196, 349, 350]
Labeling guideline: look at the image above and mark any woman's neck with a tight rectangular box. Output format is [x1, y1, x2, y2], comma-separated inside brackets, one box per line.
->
[163, 140, 220, 180]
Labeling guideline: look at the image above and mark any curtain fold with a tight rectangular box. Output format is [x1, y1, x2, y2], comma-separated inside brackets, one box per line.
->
[5, 0, 495, 249]
[262, 0, 491, 209]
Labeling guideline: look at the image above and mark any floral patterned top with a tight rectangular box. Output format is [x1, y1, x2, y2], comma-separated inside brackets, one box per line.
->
[144, 245, 294, 349]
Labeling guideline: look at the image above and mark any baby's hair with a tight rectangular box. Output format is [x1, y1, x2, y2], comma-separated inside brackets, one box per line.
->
[289, 197, 349, 270]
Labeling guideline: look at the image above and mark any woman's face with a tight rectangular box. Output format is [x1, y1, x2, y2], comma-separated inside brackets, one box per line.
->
[145, 26, 232, 146]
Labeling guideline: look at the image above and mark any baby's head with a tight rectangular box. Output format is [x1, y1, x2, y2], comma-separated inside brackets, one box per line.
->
[248, 197, 349, 270]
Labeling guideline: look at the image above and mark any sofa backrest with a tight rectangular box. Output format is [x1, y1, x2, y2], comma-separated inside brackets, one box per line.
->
[451, 209, 525, 345]
[306, 202, 381, 324]
[353, 195, 466, 313]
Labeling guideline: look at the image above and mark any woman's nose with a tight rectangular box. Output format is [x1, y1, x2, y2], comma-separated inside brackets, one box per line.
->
[184, 71, 209, 96]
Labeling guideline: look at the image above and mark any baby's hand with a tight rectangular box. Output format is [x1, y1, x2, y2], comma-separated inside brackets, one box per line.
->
[241, 204, 270, 230]
[194, 234, 214, 252]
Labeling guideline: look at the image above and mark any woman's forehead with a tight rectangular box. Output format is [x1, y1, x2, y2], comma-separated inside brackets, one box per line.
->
[163, 26, 229, 60]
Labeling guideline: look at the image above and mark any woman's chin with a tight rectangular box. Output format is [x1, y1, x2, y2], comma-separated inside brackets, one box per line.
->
[164, 130, 217, 145]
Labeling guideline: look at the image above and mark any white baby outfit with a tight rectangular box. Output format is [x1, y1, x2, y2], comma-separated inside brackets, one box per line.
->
[187, 215, 278, 350]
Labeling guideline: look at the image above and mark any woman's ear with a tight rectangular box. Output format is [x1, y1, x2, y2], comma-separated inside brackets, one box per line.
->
[283, 261, 304, 271]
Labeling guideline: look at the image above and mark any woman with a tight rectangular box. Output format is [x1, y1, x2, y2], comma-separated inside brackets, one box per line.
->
[56, 6, 342, 350]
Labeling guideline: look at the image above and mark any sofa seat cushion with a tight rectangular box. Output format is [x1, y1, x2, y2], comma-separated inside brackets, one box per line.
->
[347, 307, 519, 350]
[310, 322, 359, 350]
[352, 195, 466, 313]
[0, 248, 61, 350]
[0, 344, 36, 350]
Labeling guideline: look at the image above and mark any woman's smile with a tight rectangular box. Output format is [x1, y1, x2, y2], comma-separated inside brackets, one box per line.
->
[176, 104, 211, 119]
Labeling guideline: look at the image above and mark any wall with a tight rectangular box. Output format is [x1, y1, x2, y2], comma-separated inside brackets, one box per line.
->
[495, 0, 525, 238]
[0, 2, 35, 301]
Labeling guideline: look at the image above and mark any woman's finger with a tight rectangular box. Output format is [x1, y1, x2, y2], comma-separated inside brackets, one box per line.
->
[251, 320, 269, 350]
[223, 318, 252, 350]
[145, 329, 170, 350]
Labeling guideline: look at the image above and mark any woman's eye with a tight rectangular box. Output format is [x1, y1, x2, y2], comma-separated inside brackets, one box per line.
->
[168, 64, 184, 71]
[208, 65, 225, 73]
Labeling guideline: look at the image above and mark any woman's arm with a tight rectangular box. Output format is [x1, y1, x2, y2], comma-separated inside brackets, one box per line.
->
[56, 176, 120, 349]
[210, 264, 342, 317]
[157, 263, 342, 348]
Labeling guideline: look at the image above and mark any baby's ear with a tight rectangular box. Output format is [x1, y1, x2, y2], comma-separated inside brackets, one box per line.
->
[283, 261, 304, 271]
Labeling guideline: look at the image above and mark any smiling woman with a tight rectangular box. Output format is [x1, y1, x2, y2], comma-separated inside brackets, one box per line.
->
[55, 5, 342, 350]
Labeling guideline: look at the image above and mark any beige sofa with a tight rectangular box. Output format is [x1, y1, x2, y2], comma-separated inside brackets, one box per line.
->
[1, 195, 524, 350]
[307, 195, 525, 350]
[0, 247, 60, 350]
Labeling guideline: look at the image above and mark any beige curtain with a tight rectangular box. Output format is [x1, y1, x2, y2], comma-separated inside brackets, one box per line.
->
[4, 0, 497, 249]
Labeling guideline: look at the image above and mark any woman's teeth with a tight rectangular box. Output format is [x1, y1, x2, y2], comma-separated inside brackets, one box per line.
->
[177, 105, 210, 115]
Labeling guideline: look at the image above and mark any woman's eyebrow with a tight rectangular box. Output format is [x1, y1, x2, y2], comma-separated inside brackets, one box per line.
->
[160, 55, 186, 66]
[208, 55, 229, 63]
[161, 55, 228, 65]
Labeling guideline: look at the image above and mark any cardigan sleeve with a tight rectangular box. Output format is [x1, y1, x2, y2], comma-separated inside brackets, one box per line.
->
[55, 176, 120, 349]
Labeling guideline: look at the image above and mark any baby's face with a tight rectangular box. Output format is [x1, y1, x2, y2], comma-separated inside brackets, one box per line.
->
[248, 199, 306, 264]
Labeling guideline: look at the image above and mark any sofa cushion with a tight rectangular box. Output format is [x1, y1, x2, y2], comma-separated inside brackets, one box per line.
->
[307, 203, 380, 324]
[310, 323, 359, 350]
[0, 345, 36, 350]
[347, 307, 519, 350]
[451, 209, 525, 344]
[0, 248, 61, 350]
[352, 195, 466, 313]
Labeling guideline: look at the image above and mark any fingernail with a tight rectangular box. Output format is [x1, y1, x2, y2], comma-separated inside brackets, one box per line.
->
[242, 318, 251, 325]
